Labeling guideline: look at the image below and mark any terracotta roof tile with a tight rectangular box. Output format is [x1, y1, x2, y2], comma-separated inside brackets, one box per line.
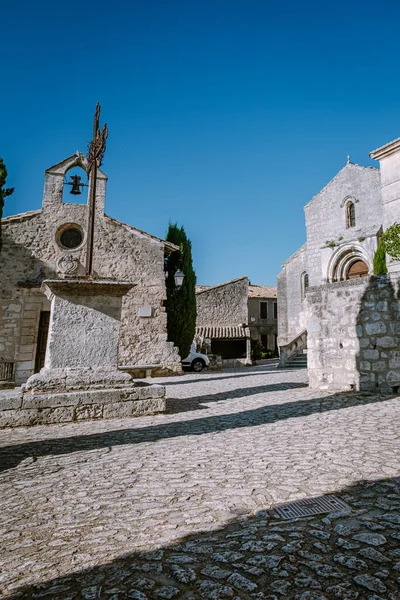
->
[248, 285, 277, 299]
[196, 325, 249, 339]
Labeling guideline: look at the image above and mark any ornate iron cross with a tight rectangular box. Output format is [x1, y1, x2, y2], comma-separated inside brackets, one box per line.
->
[85, 103, 108, 278]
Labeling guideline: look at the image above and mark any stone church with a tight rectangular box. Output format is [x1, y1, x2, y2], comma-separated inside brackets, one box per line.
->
[278, 136, 400, 393]
[0, 152, 181, 386]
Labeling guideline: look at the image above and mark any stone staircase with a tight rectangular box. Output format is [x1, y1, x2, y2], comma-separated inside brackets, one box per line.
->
[283, 349, 308, 369]
[278, 330, 308, 369]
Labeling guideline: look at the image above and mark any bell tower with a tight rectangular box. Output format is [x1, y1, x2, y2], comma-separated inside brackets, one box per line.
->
[42, 151, 107, 216]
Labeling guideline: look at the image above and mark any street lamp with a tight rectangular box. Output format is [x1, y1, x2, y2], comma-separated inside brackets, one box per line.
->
[174, 270, 185, 288]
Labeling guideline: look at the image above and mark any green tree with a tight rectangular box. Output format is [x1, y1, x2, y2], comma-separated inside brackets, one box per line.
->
[0, 158, 14, 253]
[165, 223, 197, 359]
[373, 240, 388, 275]
[380, 223, 400, 262]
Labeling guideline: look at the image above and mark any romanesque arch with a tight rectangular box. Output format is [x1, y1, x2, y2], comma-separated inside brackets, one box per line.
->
[327, 243, 371, 283]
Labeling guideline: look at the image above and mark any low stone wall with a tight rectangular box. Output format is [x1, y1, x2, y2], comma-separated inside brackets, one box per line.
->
[307, 275, 400, 393]
[0, 383, 166, 428]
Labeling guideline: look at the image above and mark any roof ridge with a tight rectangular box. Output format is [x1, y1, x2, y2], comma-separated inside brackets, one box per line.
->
[104, 214, 179, 250]
[304, 163, 378, 209]
[1, 209, 42, 223]
[196, 276, 248, 294]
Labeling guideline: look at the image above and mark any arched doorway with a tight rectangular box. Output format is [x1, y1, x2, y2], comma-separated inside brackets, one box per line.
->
[347, 260, 369, 279]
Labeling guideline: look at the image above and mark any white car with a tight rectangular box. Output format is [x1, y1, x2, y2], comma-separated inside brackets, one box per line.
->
[181, 344, 210, 372]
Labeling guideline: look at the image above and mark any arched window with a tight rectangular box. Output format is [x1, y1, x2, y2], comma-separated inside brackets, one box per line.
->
[301, 272, 309, 300]
[346, 201, 355, 228]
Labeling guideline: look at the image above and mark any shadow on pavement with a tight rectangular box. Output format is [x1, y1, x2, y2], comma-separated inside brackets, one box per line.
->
[4, 475, 400, 599]
[166, 381, 308, 413]
[0, 390, 394, 473]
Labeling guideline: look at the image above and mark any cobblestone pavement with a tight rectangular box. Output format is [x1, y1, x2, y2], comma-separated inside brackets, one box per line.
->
[1, 365, 400, 599]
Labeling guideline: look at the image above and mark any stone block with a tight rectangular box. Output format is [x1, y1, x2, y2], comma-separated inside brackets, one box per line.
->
[365, 322, 387, 335]
[75, 404, 103, 420]
[390, 322, 400, 334]
[389, 351, 400, 368]
[103, 397, 166, 419]
[363, 349, 379, 360]
[0, 392, 23, 410]
[0, 406, 74, 428]
[387, 370, 400, 383]
[377, 336, 397, 348]
[359, 361, 371, 371]
[376, 301, 388, 311]
[372, 361, 387, 372]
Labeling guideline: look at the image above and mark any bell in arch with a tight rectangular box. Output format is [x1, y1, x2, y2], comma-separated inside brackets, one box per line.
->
[67, 175, 85, 195]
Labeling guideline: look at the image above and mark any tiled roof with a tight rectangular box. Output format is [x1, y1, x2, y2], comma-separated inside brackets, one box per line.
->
[196, 325, 249, 339]
[248, 285, 277, 299]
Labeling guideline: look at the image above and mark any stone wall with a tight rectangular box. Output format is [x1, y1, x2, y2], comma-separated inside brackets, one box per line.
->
[277, 245, 307, 347]
[0, 155, 181, 384]
[307, 275, 400, 393]
[196, 277, 249, 327]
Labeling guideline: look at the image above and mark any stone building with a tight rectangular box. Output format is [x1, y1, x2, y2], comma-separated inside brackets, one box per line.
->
[195, 278, 278, 364]
[0, 152, 181, 386]
[195, 276, 251, 365]
[278, 137, 400, 393]
[248, 284, 278, 354]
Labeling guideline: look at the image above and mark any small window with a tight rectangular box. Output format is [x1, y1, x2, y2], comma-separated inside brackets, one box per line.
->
[301, 272, 309, 300]
[346, 201, 355, 228]
[273, 302, 277, 319]
[260, 302, 268, 319]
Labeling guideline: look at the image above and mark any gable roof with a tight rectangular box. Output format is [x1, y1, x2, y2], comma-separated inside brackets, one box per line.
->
[104, 215, 178, 251]
[196, 276, 248, 295]
[304, 162, 379, 210]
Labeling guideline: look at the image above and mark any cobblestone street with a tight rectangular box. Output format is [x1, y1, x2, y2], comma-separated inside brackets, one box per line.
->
[1, 365, 400, 599]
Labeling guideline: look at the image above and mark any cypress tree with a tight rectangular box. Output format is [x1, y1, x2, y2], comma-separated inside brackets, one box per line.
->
[165, 223, 197, 359]
[0, 158, 14, 253]
[373, 241, 388, 275]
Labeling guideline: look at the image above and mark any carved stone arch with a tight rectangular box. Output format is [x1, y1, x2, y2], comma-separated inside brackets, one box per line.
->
[327, 243, 372, 283]
[340, 195, 359, 208]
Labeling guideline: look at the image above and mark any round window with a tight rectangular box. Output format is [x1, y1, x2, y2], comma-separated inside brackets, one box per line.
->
[56, 224, 84, 250]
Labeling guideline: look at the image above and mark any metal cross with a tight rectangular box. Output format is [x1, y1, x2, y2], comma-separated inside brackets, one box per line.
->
[85, 103, 108, 278]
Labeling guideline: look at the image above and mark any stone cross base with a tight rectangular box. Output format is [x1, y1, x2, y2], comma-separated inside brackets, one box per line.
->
[0, 278, 167, 427]
[0, 383, 166, 428]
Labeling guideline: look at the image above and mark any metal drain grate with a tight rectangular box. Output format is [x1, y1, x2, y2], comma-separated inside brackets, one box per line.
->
[272, 495, 350, 520]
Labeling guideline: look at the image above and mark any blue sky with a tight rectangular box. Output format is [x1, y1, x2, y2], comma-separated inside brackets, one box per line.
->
[2, 0, 400, 285]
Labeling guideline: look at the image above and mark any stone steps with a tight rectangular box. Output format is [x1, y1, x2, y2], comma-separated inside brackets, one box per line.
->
[283, 351, 308, 369]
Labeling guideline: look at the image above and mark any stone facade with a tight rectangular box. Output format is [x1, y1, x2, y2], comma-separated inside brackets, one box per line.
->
[196, 277, 249, 327]
[0, 152, 181, 386]
[247, 285, 278, 353]
[279, 137, 400, 391]
[196, 277, 251, 364]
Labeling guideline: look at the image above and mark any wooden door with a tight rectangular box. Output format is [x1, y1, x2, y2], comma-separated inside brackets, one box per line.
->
[34, 311, 50, 373]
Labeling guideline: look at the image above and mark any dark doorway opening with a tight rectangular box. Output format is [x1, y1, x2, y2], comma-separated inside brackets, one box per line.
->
[34, 311, 50, 373]
[211, 339, 246, 359]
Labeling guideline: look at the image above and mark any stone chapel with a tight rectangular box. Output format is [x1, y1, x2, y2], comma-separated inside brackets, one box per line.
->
[278, 136, 400, 393]
[0, 152, 181, 386]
